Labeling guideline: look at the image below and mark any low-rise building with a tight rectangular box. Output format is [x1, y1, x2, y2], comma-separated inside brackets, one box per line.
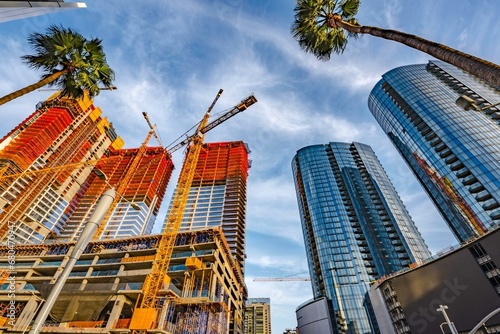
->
[369, 227, 500, 334]
[0, 227, 246, 334]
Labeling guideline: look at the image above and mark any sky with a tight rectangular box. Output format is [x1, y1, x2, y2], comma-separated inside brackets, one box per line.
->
[0, 0, 499, 332]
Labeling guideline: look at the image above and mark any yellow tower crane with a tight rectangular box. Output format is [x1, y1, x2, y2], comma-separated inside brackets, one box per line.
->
[129, 89, 257, 331]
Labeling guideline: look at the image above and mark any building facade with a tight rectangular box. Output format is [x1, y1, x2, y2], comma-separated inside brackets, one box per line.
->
[59, 146, 174, 241]
[0, 228, 246, 334]
[369, 227, 500, 334]
[244, 298, 271, 334]
[168, 141, 250, 271]
[296, 297, 336, 334]
[368, 60, 500, 242]
[0, 1, 86, 23]
[292, 142, 431, 334]
[0, 94, 124, 244]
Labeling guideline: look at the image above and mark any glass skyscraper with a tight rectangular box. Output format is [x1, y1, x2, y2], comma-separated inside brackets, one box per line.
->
[368, 60, 500, 242]
[292, 142, 430, 334]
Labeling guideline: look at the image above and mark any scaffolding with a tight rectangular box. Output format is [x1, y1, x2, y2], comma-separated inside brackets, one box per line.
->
[190, 141, 249, 270]
[60, 146, 173, 241]
[0, 95, 124, 243]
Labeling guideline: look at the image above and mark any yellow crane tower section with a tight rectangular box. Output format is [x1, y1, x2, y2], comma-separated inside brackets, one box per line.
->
[129, 89, 257, 331]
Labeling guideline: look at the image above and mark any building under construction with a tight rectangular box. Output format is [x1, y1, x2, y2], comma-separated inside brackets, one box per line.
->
[59, 146, 173, 241]
[0, 93, 174, 244]
[175, 141, 250, 272]
[0, 94, 125, 244]
[0, 228, 246, 333]
[0, 91, 257, 334]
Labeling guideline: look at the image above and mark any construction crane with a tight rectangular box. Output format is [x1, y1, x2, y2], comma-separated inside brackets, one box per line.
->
[253, 277, 311, 282]
[129, 89, 257, 332]
[0, 271, 9, 285]
[93, 93, 256, 239]
[253, 272, 311, 282]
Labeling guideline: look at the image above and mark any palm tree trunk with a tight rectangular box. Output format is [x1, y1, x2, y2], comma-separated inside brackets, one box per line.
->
[332, 16, 500, 88]
[0, 70, 67, 107]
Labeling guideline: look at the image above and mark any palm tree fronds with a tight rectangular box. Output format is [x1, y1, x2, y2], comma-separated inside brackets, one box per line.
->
[292, 0, 349, 60]
[2, 24, 115, 106]
[339, 0, 360, 19]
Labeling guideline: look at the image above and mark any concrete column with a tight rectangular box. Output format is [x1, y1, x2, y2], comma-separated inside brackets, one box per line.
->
[111, 277, 121, 290]
[105, 295, 126, 329]
[12, 295, 40, 331]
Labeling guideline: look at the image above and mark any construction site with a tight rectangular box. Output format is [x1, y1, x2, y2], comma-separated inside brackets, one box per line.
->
[0, 228, 246, 333]
[0, 89, 257, 334]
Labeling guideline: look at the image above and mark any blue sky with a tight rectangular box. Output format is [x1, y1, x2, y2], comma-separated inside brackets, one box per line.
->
[0, 0, 499, 332]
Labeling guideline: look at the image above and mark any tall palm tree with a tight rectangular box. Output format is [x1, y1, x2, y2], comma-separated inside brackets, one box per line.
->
[0, 25, 115, 107]
[291, 0, 500, 87]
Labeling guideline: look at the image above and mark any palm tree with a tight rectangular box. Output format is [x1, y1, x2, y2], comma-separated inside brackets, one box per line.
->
[291, 0, 500, 87]
[0, 25, 115, 107]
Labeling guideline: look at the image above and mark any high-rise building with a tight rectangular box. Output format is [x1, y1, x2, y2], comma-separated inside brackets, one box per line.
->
[244, 298, 272, 334]
[0, 94, 123, 244]
[292, 142, 431, 334]
[0, 0, 86, 23]
[168, 141, 250, 271]
[0, 94, 174, 244]
[368, 60, 500, 242]
[59, 146, 174, 241]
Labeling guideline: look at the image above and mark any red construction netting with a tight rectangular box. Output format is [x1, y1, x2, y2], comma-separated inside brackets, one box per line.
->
[193, 142, 248, 183]
[0, 108, 72, 170]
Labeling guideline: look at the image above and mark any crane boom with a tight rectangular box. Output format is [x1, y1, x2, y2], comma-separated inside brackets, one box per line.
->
[168, 93, 257, 154]
[142, 112, 162, 146]
[92, 128, 158, 239]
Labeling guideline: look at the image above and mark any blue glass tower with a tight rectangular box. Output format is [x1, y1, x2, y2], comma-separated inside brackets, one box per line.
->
[292, 142, 430, 334]
[368, 60, 500, 242]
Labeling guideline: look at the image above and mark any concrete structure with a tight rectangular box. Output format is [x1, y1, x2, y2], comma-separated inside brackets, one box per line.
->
[292, 142, 431, 333]
[244, 298, 271, 334]
[59, 146, 173, 241]
[0, 228, 246, 333]
[0, 94, 174, 244]
[0, 1, 86, 23]
[0, 94, 124, 244]
[171, 141, 250, 271]
[368, 60, 500, 242]
[369, 227, 500, 334]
